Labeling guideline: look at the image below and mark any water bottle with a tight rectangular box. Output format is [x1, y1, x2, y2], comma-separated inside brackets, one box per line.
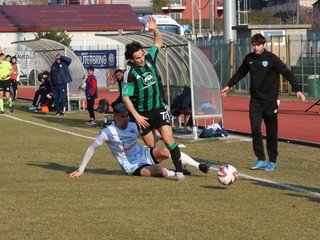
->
[192, 124, 198, 140]
[107, 115, 113, 125]
[103, 116, 107, 128]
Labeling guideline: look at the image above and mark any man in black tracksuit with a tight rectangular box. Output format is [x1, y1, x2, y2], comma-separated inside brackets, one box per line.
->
[50, 55, 72, 116]
[220, 33, 305, 171]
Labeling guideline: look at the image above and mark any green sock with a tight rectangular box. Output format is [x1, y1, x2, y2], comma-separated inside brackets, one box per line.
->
[0, 99, 3, 111]
[7, 97, 13, 107]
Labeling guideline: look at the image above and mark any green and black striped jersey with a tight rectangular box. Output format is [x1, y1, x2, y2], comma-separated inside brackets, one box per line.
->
[122, 46, 166, 112]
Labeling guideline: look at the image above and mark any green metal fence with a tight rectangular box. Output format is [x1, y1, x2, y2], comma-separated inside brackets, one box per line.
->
[196, 32, 320, 97]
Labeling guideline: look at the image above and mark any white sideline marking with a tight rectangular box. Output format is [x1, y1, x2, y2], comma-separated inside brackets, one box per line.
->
[2, 114, 319, 197]
[2, 114, 95, 140]
[211, 167, 320, 197]
[74, 127, 98, 134]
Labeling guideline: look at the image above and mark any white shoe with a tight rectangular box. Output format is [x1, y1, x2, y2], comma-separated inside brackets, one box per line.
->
[176, 172, 186, 182]
[29, 106, 37, 110]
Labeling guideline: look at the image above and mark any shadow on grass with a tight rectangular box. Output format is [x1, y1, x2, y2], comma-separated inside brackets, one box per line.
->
[27, 162, 124, 175]
[193, 158, 229, 167]
[200, 185, 227, 190]
[242, 178, 320, 203]
[33, 115, 102, 127]
[27, 162, 202, 182]
[284, 193, 320, 203]
[13, 100, 105, 128]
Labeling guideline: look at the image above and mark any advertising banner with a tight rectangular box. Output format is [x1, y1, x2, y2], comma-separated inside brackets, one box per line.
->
[74, 50, 117, 69]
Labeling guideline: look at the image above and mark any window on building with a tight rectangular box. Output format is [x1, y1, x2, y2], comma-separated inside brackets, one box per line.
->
[50, 0, 80, 4]
[217, 0, 223, 7]
[261, 30, 286, 45]
[170, 0, 181, 5]
[50, 0, 64, 4]
[87, 0, 98, 4]
[170, 13, 182, 19]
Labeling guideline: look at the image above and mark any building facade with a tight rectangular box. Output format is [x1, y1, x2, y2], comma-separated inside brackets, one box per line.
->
[161, 0, 223, 20]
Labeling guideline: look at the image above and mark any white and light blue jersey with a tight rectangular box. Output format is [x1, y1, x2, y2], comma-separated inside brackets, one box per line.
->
[96, 122, 155, 174]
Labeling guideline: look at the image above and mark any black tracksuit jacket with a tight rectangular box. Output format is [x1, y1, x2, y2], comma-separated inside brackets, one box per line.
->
[227, 49, 300, 102]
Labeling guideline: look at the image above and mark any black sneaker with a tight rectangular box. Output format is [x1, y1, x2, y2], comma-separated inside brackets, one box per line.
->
[59, 112, 65, 116]
[9, 105, 14, 113]
[0, 111, 4, 114]
[54, 111, 60, 116]
[199, 162, 212, 173]
[182, 169, 192, 176]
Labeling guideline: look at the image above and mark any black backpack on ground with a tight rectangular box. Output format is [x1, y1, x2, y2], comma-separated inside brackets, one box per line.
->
[97, 99, 110, 113]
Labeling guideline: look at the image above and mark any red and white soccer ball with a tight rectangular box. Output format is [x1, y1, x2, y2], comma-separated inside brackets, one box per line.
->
[217, 164, 238, 185]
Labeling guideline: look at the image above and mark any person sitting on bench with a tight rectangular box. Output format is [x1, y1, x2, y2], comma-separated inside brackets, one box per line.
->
[29, 71, 53, 111]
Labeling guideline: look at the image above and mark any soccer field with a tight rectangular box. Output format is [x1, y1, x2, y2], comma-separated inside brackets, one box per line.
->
[1, 100, 319, 240]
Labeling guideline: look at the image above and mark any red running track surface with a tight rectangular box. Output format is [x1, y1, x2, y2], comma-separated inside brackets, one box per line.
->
[222, 97, 320, 144]
[19, 87, 320, 144]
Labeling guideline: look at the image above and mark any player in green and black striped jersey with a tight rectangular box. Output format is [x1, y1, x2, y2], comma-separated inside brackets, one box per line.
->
[123, 48, 166, 112]
[122, 17, 186, 181]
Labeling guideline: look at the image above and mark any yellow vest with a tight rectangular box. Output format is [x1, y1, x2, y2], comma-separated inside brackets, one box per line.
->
[0, 61, 12, 81]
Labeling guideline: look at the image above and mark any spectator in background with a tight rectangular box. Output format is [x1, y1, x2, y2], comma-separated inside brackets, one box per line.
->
[29, 71, 53, 111]
[111, 69, 135, 122]
[115, 69, 124, 92]
[10, 56, 19, 100]
[82, 66, 98, 125]
[5, 55, 11, 62]
[50, 55, 72, 116]
[112, 69, 124, 106]
[0, 53, 14, 114]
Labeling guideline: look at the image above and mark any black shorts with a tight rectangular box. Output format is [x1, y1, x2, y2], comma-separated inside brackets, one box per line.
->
[0, 80, 12, 92]
[138, 107, 171, 136]
[132, 164, 152, 176]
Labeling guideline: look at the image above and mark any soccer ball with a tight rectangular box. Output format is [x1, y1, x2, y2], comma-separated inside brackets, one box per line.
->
[217, 164, 238, 185]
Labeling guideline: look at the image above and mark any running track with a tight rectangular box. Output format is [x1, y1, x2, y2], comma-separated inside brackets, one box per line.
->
[19, 87, 320, 144]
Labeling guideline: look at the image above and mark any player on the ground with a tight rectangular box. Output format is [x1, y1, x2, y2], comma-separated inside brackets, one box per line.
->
[121, 17, 186, 181]
[69, 103, 211, 178]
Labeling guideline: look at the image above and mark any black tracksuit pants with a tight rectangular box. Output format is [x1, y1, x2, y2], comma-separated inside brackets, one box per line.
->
[249, 99, 278, 163]
[87, 97, 95, 119]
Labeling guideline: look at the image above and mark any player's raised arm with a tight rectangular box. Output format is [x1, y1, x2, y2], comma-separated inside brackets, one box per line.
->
[146, 17, 162, 50]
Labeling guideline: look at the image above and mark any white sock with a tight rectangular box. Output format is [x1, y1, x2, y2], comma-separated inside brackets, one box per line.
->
[164, 168, 175, 177]
[180, 152, 200, 169]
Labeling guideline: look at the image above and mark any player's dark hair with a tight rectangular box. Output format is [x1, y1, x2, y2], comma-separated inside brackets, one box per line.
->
[251, 33, 266, 45]
[87, 66, 94, 72]
[10, 56, 17, 64]
[43, 71, 50, 76]
[125, 41, 143, 60]
[114, 69, 123, 74]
